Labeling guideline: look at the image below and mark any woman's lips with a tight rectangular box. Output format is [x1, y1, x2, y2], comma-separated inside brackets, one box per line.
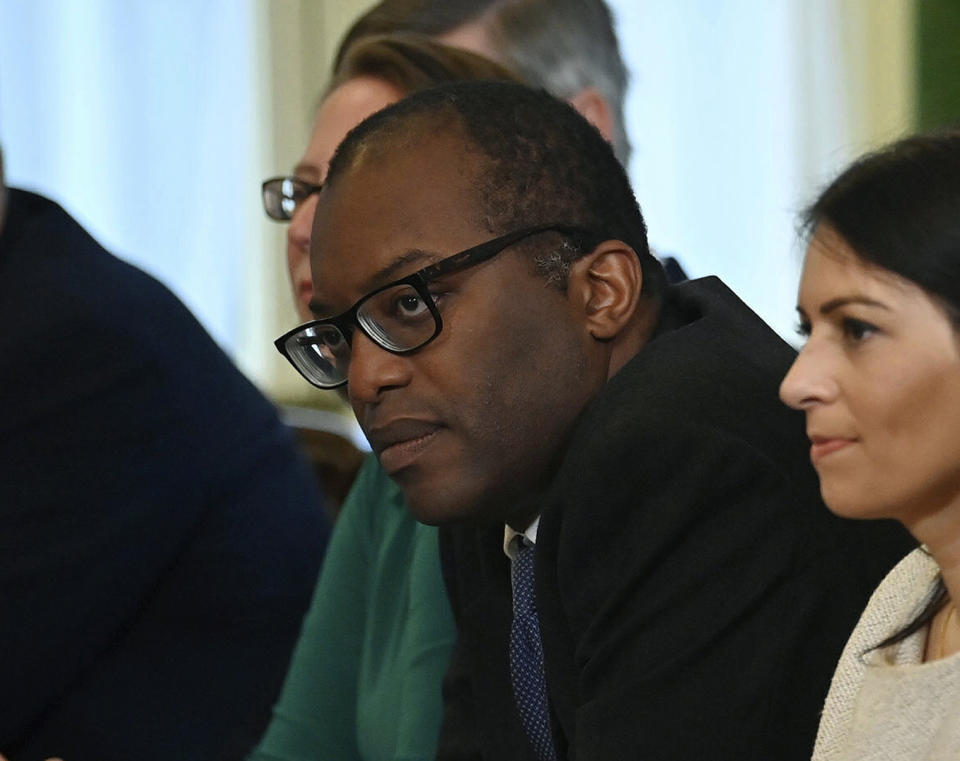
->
[810, 436, 856, 464]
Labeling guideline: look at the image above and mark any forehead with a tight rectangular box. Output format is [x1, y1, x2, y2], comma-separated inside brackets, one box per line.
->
[297, 76, 404, 182]
[801, 227, 908, 302]
[310, 128, 489, 313]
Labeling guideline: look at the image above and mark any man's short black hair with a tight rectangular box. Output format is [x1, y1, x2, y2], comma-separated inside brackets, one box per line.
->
[325, 80, 663, 297]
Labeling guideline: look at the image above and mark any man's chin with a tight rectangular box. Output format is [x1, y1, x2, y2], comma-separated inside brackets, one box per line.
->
[403, 491, 481, 527]
[391, 470, 492, 527]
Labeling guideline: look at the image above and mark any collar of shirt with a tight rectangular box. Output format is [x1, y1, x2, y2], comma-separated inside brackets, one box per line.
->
[503, 515, 541, 561]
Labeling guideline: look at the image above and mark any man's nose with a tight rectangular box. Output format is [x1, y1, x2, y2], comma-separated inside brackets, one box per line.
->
[347, 330, 413, 406]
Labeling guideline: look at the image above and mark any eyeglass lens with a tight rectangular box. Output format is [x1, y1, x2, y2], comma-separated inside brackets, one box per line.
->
[357, 283, 437, 352]
[263, 178, 320, 221]
[283, 324, 348, 387]
[284, 282, 439, 387]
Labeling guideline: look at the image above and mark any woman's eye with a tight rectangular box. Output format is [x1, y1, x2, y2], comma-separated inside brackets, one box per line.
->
[842, 317, 878, 343]
[795, 320, 811, 339]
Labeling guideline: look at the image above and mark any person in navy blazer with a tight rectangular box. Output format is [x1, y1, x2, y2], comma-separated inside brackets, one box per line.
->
[0, 168, 329, 761]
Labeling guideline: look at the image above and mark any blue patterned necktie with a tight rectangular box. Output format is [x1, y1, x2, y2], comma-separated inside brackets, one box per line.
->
[510, 539, 558, 761]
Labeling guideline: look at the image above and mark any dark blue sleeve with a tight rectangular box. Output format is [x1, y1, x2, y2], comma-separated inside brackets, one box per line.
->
[0, 191, 329, 761]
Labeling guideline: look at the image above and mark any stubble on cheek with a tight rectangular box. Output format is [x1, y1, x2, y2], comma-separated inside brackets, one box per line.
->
[470, 339, 592, 503]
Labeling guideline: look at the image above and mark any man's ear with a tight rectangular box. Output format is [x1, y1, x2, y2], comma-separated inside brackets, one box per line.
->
[567, 87, 615, 145]
[568, 241, 643, 340]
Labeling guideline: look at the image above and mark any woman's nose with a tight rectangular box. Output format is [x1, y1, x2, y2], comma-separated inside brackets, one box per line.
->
[287, 193, 320, 253]
[779, 343, 836, 410]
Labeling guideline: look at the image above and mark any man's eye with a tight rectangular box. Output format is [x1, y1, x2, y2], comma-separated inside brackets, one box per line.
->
[321, 329, 345, 348]
[393, 293, 428, 317]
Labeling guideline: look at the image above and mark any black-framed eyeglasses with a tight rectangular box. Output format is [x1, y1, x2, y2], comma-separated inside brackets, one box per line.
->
[274, 224, 603, 389]
[261, 176, 323, 221]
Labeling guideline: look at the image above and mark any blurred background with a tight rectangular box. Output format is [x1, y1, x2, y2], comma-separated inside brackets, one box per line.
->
[1, 0, 957, 406]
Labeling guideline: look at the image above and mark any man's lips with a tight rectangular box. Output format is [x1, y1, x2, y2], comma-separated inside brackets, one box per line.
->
[366, 419, 443, 474]
[809, 434, 857, 464]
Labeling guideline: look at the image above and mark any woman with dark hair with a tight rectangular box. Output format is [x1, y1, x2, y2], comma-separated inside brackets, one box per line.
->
[252, 36, 519, 761]
[780, 129, 960, 760]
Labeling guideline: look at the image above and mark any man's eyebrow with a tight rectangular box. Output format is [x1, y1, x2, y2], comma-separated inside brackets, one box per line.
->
[819, 296, 891, 315]
[363, 249, 438, 289]
[307, 249, 441, 319]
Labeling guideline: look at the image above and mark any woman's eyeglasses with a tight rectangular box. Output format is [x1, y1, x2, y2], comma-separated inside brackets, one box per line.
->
[261, 176, 323, 221]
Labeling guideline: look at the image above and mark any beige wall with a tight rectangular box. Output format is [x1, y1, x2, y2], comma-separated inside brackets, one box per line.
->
[794, 0, 916, 198]
[245, 0, 374, 406]
[842, 0, 916, 147]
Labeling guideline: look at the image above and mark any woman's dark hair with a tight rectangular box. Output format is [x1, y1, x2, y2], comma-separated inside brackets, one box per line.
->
[804, 129, 960, 651]
[328, 33, 521, 100]
[872, 573, 948, 652]
[803, 129, 960, 325]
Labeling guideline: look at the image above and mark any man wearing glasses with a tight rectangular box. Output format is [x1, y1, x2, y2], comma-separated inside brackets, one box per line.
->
[276, 81, 912, 761]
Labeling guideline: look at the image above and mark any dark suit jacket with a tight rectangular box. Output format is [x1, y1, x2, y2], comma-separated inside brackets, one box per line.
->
[437, 277, 913, 761]
[0, 189, 329, 761]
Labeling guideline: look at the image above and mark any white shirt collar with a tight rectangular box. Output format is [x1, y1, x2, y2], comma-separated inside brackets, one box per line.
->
[503, 515, 541, 560]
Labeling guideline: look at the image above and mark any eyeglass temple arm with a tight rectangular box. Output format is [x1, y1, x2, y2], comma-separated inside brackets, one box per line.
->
[418, 224, 600, 281]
